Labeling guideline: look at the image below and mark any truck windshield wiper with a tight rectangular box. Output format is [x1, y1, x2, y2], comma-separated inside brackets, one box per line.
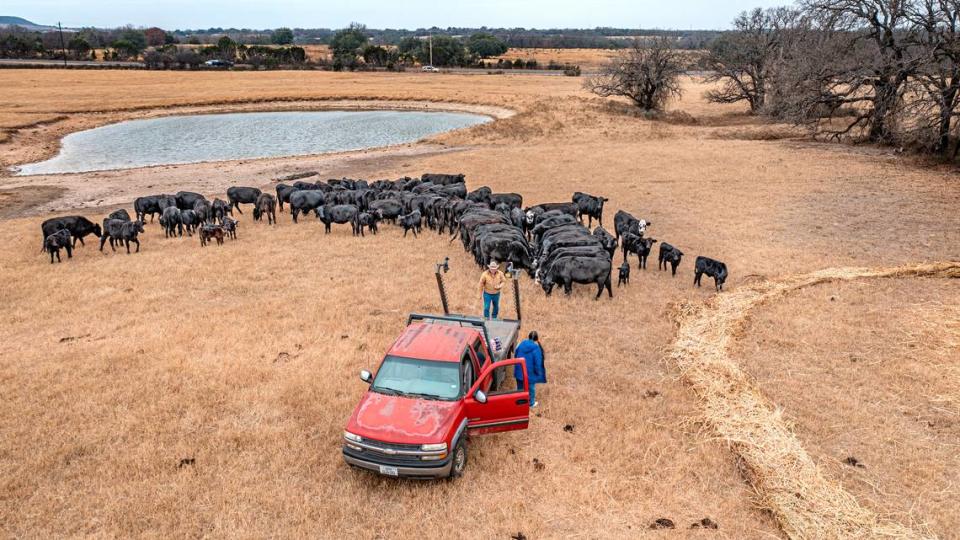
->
[402, 392, 443, 400]
[373, 387, 401, 396]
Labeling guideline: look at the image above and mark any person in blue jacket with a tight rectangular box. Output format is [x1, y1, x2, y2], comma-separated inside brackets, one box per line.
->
[513, 331, 546, 407]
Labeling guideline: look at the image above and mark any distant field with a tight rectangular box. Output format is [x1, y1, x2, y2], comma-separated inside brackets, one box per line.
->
[1, 69, 958, 538]
[492, 47, 619, 69]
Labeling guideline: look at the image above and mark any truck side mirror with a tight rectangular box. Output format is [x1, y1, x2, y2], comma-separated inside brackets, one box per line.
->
[360, 370, 372, 384]
[474, 389, 487, 404]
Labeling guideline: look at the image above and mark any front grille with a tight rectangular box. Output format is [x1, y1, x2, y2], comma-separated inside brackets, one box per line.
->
[365, 440, 422, 452]
[347, 438, 431, 465]
[344, 447, 429, 467]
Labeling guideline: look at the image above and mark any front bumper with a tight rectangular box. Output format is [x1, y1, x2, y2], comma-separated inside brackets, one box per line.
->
[343, 448, 453, 478]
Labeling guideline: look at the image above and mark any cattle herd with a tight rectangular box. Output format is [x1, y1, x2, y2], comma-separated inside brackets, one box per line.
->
[38, 173, 729, 294]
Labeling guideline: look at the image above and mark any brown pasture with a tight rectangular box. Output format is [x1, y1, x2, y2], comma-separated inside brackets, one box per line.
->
[0, 69, 958, 538]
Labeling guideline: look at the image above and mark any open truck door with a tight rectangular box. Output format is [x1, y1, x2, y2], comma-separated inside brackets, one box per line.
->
[465, 359, 530, 435]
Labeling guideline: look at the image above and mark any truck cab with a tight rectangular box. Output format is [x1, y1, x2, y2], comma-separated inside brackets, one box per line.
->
[343, 314, 529, 478]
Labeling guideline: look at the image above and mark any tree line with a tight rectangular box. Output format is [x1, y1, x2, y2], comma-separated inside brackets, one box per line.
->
[587, 0, 960, 159]
[172, 26, 720, 50]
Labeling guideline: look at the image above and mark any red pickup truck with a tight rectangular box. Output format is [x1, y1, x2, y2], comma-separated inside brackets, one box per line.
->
[343, 313, 530, 478]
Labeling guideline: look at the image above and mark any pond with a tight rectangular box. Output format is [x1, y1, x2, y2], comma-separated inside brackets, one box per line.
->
[14, 110, 491, 175]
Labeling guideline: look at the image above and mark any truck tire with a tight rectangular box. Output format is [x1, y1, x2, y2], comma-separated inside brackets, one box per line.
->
[448, 438, 467, 478]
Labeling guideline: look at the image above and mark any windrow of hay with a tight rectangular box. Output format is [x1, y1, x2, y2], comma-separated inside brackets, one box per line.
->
[671, 262, 960, 540]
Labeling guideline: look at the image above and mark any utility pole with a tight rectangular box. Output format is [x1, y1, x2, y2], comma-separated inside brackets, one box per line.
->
[58, 22, 67, 67]
[429, 35, 433, 66]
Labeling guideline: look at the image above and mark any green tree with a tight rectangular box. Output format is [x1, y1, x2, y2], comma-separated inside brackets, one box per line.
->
[330, 23, 368, 58]
[399, 35, 468, 67]
[466, 32, 507, 58]
[271, 27, 294, 45]
[216, 35, 237, 60]
[361, 44, 390, 66]
[67, 37, 91, 59]
[118, 28, 147, 54]
[111, 39, 141, 59]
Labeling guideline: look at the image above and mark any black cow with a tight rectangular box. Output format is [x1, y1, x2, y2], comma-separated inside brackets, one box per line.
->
[212, 198, 231, 222]
[101, 219, 144, 253]
[355, 212, 380, 236]
[293, 180, 323, 191]
[613, 210, 650, 241]
[221, 216, 238, 239]
[108, 209, 131, 222]
[525, 203, 579, 231]
[369, 199, 403, 223]
[175, 191, 206, 212]
[41, 216, 102, 249]
[117, 220, 145, 253]
[695, 256, 728, 291]
[399, 210, 423, 238]
[441, 183, 467, 198]
[540, 255, 613, 299]
[421, 173, 465, 185]
[573, 192, 609, 227]
[467, 186, 492, 206]
[317, 204, 360, 234]
[180, 210, 200, 236]
[276, 183, 299, 212]
[592, 226, 618, 258]
[134, 195, 173, 223]
[43, 229, 73, 263]
[289, 190, 325, 223]
[253, 193, 277, 225]
[622, 234, 657, 269]
[489, 193, 523, 210]
[193, 199, 213, 223]
[160, 206, 183, 238]
[658, 243, 684, 276]
[617, 261, 630, 286]
[227, 187, 262, 214]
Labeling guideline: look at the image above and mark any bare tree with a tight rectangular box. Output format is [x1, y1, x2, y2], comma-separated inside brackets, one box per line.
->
[585, 37, 685, 111]
[704, 7, 797, 113]
[905, 0, 960, 155]
[795, 0, 920, 144]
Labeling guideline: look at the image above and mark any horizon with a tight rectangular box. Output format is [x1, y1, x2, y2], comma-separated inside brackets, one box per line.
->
[2, 0, 786, 32]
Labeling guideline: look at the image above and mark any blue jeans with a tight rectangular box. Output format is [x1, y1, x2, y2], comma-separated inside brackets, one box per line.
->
[483, 292, 500, 319]
[516, 378, 537, 405]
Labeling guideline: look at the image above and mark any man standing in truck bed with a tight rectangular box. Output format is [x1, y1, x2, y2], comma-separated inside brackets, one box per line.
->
[479, 261, 506, 319]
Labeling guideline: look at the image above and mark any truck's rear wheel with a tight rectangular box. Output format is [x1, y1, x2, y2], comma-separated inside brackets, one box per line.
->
[449, 439, 467, 478]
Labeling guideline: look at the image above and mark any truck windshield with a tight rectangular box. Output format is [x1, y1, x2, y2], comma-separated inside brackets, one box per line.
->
[371, 355, 461, 401]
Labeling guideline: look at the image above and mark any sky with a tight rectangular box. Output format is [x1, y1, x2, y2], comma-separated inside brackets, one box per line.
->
[4, 0, 788, 31]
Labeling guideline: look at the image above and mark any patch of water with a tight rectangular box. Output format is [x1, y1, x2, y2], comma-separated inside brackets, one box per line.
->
[15, 110, 490, 175]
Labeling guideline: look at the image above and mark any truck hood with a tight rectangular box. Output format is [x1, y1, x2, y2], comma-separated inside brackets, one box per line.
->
[347, 391, 459, 445]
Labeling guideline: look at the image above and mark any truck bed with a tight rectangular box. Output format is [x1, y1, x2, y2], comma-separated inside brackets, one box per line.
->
[407, 313, 520, 362]
[483, 318, 521, 361]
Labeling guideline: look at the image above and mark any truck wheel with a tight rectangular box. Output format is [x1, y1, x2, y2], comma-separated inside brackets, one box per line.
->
[449, 439, 467, 478]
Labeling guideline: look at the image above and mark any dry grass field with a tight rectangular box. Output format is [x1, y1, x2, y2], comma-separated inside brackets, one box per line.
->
[1, 69, 959, 538]
[491, 48, 620, 69]
[734, 278, 960, 535]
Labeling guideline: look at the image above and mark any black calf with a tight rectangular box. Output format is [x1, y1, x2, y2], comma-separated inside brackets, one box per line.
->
[694, 256, 728, 292]
[658, 242, 683, 276]
[617, 261, 630, 286]
[43, 229, 73, 263]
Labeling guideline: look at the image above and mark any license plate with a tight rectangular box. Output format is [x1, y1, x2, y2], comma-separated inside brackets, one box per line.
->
[379, 465, 399, 477]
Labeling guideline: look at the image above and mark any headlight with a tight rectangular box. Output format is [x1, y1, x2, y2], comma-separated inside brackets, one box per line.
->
[421, 442, 447, 452]
[344, 431, 362, 443]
